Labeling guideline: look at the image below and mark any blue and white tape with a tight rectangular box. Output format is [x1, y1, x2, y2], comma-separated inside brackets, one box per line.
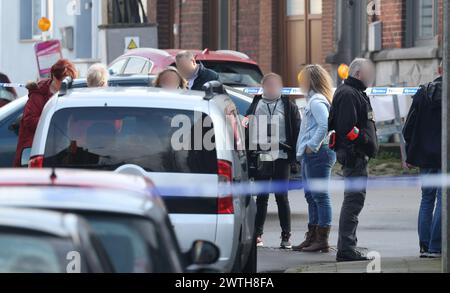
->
[238, 87, 420, 97]
[0, 83, 26, 89]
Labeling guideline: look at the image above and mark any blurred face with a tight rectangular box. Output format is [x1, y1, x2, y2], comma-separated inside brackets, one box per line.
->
[262, 77, 283, 100]
[159, 71, 181, 89]
[359, 63, 376, 88]
[176, 57, 197, 79]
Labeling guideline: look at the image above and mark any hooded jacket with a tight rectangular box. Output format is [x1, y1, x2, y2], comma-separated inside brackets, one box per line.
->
[403, 76, 442, 169]
[14, 79, 53, 167]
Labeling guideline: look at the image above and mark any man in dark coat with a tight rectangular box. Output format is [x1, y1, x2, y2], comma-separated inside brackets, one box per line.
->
[328, 58, 378, 262]
[14, 59, 77, 167]
[175, 51, 219, 91]
[403, 61, 443, 258]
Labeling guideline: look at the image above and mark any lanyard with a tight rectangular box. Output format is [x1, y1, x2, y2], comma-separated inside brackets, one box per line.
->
[265, 100, 279, 119]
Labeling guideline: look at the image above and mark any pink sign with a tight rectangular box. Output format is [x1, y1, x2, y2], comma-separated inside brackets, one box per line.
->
[34, 40, 63, 78]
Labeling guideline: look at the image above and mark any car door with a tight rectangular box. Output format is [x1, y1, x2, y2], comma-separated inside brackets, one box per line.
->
[0, 107, 24, 167]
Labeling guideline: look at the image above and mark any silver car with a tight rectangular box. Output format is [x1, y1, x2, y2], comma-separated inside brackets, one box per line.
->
[27, 83, 257, 272]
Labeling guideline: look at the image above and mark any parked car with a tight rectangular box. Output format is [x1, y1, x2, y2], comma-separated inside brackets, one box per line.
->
[0, 207, 112, 273]
[0, 169, 220, 273]
[25, 84, 257, 273]
[109, 48, 264, 87]
[0, 75, 157, 168]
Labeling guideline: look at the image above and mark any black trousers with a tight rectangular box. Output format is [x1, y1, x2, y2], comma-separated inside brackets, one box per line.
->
[255, 159, 291, 236]
[337, 156, 369, 252]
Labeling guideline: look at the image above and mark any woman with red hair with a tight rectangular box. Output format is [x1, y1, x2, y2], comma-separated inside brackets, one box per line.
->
[14, 59, 77, 167]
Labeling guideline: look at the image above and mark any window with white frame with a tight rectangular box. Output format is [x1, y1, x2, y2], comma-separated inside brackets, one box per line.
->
[20, 0, 47, 40]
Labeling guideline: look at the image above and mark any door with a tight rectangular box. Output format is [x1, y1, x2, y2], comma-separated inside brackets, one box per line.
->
[75, 0, 93, 58]
[283, 0, 323, 86]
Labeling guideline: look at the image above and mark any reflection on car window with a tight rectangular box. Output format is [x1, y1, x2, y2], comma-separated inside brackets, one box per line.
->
[123, 58, 147, 75]
[0, 232, 74, 273]
[109, 58, 127, 75]
[202, 61, 263, 87]
[85, 215, 170, 273]
[44, 107, 218, 174]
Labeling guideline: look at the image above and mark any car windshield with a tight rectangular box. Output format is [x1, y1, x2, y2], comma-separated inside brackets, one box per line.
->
[83, 215, 171, 273]
[0, 231, 75, 273]
[202, 61, 263, 87]
[43, 107, 218, 174]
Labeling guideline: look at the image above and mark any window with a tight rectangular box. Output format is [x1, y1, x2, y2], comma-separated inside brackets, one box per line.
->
[109, 58, 128, 75]
[43, 107, 218, 174]
[0, 108, 24, 168]
[286, 0, 305, 16]
[218, 0, 231, 50]
[20, 0, 46, 40]
[406, 0, 439, 47]
[123, 58, 147, 75]
[108, 0, 148, 24]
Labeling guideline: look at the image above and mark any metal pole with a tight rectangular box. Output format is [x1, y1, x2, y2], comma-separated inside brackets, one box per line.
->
[442, 0, 450, 274]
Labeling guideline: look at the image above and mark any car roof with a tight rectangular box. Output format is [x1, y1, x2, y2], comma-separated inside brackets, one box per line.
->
[0, 207, 77, 238]
[119, 48, 259, 66]
[0, 169, 154, 195]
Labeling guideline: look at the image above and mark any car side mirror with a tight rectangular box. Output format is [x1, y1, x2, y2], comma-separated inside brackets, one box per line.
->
[189, 240, 220, 266]
[21, 148, 31, 167]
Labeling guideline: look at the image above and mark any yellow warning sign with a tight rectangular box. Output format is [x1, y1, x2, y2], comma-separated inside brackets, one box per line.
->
[125, 37, 140, 51]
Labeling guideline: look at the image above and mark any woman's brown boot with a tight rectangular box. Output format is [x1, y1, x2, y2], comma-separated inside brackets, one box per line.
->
[302, 226, 331, 253]
[292, 224, 317, 251]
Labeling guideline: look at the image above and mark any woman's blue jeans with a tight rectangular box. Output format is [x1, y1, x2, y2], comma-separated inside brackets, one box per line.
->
[302, 146, 336, 228]
[419, 168, 442, 253]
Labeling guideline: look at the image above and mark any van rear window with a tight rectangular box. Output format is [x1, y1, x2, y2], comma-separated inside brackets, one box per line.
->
[43, 107, 217, 174]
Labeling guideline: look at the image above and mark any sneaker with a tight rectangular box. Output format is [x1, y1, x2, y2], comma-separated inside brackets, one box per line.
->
[256, 236, 264, 247]
[425, 252, 442, 259]
[420, 246, 429, 258]
[336, 250, 372, 262]
[280, 233, 292, 250]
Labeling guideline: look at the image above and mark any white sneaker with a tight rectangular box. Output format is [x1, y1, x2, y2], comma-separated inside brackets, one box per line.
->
[425, 252, 442, 259]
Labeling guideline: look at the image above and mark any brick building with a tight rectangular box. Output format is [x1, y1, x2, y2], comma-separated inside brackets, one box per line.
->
[150, 0, 443, 87]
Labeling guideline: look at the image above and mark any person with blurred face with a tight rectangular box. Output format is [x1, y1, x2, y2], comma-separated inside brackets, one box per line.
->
[328, 58, 379, 262]
[0, 73, 18, 107]
[87, 63, 109, 88]
[245, 73, 301, 249]
[154, 67, 187, 90]
[14, 59, 77, 167]
[175, 51, 219, 91]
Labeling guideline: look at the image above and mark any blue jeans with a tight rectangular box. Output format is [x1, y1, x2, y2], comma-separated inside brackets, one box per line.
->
[302, 146, 336, 227]
[418, 168, 442, 253]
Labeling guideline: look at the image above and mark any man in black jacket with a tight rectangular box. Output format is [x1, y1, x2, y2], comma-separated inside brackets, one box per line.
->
[175, 51, 219, 91]
[403, 61, 443, 258]
[245, 73, 301, 249]
[329, 58, 378, 262]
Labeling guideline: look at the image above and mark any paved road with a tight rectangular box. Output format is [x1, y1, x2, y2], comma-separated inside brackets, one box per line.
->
[257, 183, 421, 273]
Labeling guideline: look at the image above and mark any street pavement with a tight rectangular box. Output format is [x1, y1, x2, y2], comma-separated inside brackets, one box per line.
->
[257, 182, 422, 273]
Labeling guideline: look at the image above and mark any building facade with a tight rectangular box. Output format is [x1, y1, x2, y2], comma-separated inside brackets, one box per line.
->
[155, 0, 443, 87]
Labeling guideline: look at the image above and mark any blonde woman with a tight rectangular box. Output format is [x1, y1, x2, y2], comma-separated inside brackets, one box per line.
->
[154, 67, 187, 90]
[293, 65, 336, 253]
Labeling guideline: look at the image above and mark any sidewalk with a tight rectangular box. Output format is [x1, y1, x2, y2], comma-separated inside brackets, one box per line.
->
[285, 257, 441, 273]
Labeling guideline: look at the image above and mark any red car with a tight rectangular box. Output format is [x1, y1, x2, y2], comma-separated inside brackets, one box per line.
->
[108, 48, 264, 87]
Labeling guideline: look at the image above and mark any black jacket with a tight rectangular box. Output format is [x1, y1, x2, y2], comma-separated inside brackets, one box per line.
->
[245, 95, 301, 162]
[191, 63, 220, 91]
[329, 76, 379, 159]
[403, 77, 442, 169]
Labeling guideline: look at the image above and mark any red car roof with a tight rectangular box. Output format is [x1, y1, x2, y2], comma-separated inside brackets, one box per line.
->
[116, 48, 260, 74]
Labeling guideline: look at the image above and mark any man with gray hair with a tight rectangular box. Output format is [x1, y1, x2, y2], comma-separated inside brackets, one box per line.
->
[87, 63, 109, 88]
[175, 51, 219, 91]
[328, 58, 379, 262]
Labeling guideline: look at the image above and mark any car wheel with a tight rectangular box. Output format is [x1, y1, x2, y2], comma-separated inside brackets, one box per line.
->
[242, 234, 258, 273]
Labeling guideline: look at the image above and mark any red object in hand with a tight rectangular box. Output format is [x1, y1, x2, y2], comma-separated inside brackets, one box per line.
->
[346, 127, 360, 141]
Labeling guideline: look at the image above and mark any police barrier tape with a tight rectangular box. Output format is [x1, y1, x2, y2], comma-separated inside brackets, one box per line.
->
[237, 87, 421, 97]
[150, 173, 447, 198]
[0, 83, 26, 89]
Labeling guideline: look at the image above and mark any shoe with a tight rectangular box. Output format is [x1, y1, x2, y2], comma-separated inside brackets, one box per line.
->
[336, 250, 372, 262]
[425, 252, 442, 259]
[302, 226, 331, 253]
[420, 245, 429, 258]
[292, 224, 317, 252]
[280, 232, 292, 249]
[256, 236, 264, 247]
